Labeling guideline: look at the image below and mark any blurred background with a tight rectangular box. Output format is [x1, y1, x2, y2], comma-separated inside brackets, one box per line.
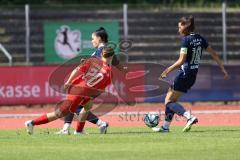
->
[0, 0, 239, 106]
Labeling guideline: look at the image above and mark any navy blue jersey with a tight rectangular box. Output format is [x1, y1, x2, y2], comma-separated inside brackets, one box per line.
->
[180, 33, 208, 74]
[91, 47, 104, 58]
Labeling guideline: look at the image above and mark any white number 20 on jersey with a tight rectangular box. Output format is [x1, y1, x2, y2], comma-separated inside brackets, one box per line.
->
[82, 67, 104, 87]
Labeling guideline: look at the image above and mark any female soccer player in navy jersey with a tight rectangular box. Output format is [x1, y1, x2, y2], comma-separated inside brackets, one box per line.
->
[153, 15, 229, 132]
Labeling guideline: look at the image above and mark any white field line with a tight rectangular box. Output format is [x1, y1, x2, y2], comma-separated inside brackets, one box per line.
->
[0, 110, 240, 118]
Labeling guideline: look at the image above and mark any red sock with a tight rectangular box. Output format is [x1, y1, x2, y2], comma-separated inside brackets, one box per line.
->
[32, 114, 49, 125]
[76, 121, 85, 132]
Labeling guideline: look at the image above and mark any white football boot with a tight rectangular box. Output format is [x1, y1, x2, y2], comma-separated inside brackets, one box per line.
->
[182, 116, 198, 132]
[73, 130, 88, 135]
[55, 129, 70, 135]
[99, 122, 109, 134]
[25, 120, 34, 135]
[152, 126, 169, 133]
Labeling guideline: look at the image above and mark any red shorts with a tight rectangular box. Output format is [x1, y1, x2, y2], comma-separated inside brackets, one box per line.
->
[59, 95, 91, 115]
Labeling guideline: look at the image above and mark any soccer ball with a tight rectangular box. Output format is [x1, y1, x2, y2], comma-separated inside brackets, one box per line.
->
[144, 113, 160, 128]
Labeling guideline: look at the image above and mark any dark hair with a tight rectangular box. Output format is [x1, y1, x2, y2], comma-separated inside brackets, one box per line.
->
[179, 15, 195, 35]
[94, 27, 108, 43]
[102, 46, 115, 58]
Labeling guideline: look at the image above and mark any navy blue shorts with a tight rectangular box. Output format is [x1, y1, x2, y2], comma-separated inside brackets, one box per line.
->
[172, 70, 197, 93]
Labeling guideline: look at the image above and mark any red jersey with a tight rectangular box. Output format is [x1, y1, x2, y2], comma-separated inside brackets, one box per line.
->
[69, 57, 111, 98]
[60, 57, 112, 114]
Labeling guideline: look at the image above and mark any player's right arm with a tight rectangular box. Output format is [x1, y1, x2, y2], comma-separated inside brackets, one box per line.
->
[65, 67, 80, 83]
[64, 63, 88, 91]
[64, 66, 80, 91]
[206, 46, 229, 80]
[160, 47, 187, 79]
[160, 37, 188, 79]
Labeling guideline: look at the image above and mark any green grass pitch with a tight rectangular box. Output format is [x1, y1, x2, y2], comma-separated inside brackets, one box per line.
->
[0, 126, 240, 160]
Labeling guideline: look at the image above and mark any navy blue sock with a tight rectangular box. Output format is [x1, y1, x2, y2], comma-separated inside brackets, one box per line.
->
[165, 106, 175, 122]
[64, 113, 74, 123]
[167, 102, 186, 116]
[64, 105, 99, 125]
[75, 106, 99, 124]
[86, 112, 99, 124]
[64, 106, 83, 123]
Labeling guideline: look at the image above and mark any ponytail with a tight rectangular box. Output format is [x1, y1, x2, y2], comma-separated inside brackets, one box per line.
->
[94, 27, 109, 43]
[188, 15, 195, 32]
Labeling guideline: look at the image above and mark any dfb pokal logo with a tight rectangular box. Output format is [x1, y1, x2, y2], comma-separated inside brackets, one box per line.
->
[55, 25, 81, 60]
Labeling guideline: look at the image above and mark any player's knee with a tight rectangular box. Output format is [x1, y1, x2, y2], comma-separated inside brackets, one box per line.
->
[164, 100, 170, 105]
[55, 108, 66, 118]
[165, 99, 174, 105]
[165, 97, 177, 105]
[84, 100, 93, 111]
[82, 107, 90, 113]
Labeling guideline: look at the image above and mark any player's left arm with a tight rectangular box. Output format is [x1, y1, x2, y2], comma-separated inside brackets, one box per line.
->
[206, 46, 229, 79]
[160, 49, 187, 78]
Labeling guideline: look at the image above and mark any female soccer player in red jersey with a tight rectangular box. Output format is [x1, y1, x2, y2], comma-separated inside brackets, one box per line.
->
[25, 47, 115, 135]
[56, 27, 119, 135]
